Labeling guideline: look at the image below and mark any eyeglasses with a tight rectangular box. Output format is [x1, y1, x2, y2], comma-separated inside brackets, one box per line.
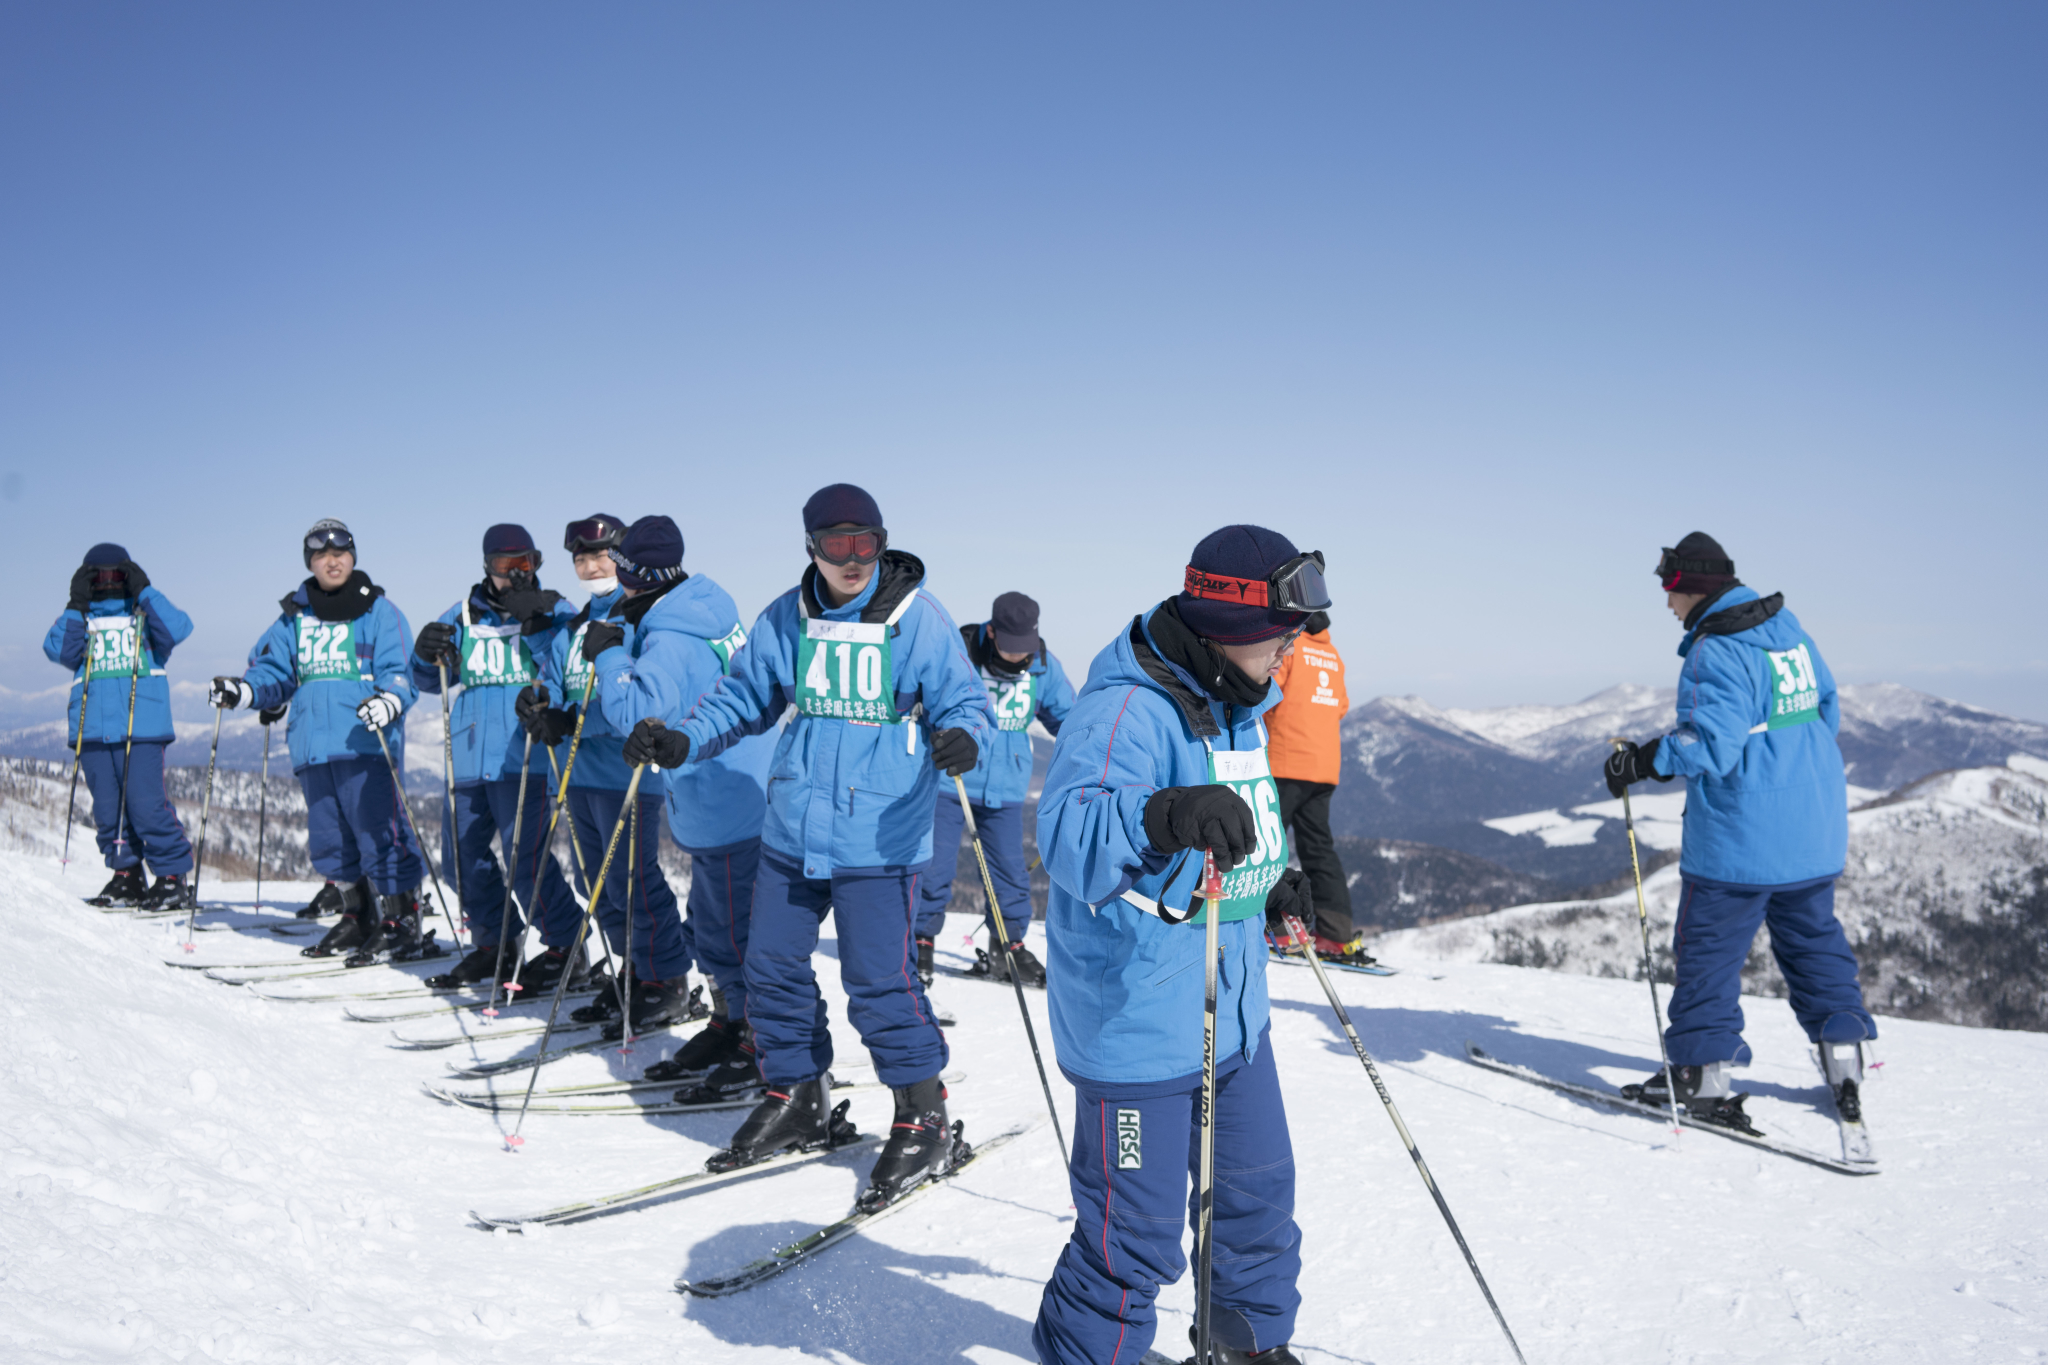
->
[1183, 550, 1330, 614]
[305, 527, 355, 558]
[565, 516, 625, 554]
[807, 525, 887, 567]
[486, 553, 539, 578]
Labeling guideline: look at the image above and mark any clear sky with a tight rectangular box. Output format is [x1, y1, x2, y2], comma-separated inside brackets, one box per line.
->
[4, 4, 2043, 721]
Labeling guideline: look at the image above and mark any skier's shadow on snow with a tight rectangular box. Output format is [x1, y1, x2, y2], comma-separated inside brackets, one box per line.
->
[678, 1221, 1040, 1363]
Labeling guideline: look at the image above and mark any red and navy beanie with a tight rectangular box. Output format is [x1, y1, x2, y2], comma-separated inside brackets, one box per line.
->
[803, 484, 884, 533]
[611, 515, 686, 590]
[1657, 532, 1740, 596]
[1177, 524, 1310, 645]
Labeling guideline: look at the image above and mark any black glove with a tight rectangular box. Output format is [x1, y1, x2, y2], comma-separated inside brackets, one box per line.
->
[622, 717, 691, 768]
[67, 565, 93, 613]
[118, 560, 150, 595]
[258, 704, 287, 726]
[415, 620, 459, 668]
[582, 620, 625, 662]
[1143, 784, 1259, 872]
[516, 684, 573, 745]
[1264, 867, 1315, 934]
[498, 585, 564, 634]
[1604, 737, 1664, 798]
[930, 727, 979, 777]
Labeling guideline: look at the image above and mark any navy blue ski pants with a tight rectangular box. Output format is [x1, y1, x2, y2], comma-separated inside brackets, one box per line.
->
[1665, 874, 1876, 1066]
[1033, 1031, 1302, 1364]
[745, 851, 950, 1088]
[80, 740, 192, 875]
[912, 791, 1033, 947]
[567, 785, 688, 982]
[446, 778, 581, 950]
[680, 836, 761, 1021]
[299, 754, 421, 897]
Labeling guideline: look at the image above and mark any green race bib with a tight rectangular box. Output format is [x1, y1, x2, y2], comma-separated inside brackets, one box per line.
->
[296, 617, 362, 684]
[563, 621, 597, 701]
[796, 618, 899, 722]
[709, 621, 748, 668]
[460, 620, 536, 688]
[1765, 642, 1821, 730]
[86, 614, 146, 681]
[1191, 744, 1289, 924]
[984, 666, 1036, 732]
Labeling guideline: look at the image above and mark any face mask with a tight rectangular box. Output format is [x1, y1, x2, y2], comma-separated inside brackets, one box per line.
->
[586, 577, 618, 598]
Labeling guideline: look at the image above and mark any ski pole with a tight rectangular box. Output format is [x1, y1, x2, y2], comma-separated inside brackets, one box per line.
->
[952, 773, 1067, 1168]
[372, 723, 462, 953]
[547, 744, 616, 981]
[438, 660, 466, 946]
[486, 731, 537, 1013]
[1194, 850, 1224, 1365]
[59, 642, 93, 869]
[1611, 737, 1684, 1137]
[506, 762, 647, 1149]
[1278, 911, 1528, 1364]
[180, 706, 224, 948]
[615, 794, 638, 1043]
[109, 608, 145, 875]
[254, 717, 274, 912]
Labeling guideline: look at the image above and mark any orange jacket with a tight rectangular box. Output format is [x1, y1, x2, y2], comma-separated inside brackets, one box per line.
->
[1267, 629, 1348, 785]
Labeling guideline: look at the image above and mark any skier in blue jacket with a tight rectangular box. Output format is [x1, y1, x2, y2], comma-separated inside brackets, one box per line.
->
[1606, 532, 1876, 1131]
[620, 484, 993, 1211]
[410, 524, 584, 992]
[912, 591, 1075, 988]
[44, 544, 197, 909]
[1031, 524, 1323, 1365]
[211, 519, 429, 962]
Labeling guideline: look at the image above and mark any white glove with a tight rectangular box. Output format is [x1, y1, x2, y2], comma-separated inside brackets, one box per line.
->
[210, 676, 253, 710]
[355, 691, 402, 731]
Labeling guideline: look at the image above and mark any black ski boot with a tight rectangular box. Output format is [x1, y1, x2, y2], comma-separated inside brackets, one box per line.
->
[346, 890, 442, 968]
[89, 867, 146, 907]
[139, 873, 189, 911]
[915, 936, 936, 987]
[858, 1075, 956, 1212]
[673, 1025, 764, 1105]
[645, 989, 737, 1082]
[296, 881, 345, 919]
[1820, 1042, 1865, 1123]
[1181, 1326, 1304, 1363]
[513, 942, 590, 997]
[1621, 1062, 1762, 1135]
[969, 940, 1047, 987]
[706, 1075, 838, 1171]
[571, 973, 697, 1040]
[424, 943, 518, 991]
[302, 881, 371, 957]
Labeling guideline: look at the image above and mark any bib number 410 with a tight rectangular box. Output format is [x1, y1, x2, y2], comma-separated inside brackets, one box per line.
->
[806, 639, 885, 701]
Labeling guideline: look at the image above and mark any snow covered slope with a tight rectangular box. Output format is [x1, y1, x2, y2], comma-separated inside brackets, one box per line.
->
[6, 853, 2047, 1362]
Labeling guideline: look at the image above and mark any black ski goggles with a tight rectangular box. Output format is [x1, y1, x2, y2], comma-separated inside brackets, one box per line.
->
[806, 525, 887, 567]
[565, 516, 626, 555]
[1183, 550, 1329, 614]
[1655, 546, 1735, 589]
[304, 526, 355, 559]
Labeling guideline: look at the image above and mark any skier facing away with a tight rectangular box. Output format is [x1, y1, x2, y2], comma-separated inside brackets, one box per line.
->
[1264, 610, 1372, 965]
[620, 483, 992, 1211]
[211, 519, 428, 962]
[44, 543, 197, 909]
[410, 523, 584, 991]
[911, 591, 1075, 988]
[1606, 532, 1876, 1129]
[1032, 524, 1321, 1365]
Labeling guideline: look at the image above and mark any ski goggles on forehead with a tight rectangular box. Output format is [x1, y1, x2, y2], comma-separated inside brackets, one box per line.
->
[304, 527, 355, 557]
[806, 525, 887, 567]
[1183, 550, 1330, 614]
[1655, 546, 1735, 586]
[565, 517, 625, 554]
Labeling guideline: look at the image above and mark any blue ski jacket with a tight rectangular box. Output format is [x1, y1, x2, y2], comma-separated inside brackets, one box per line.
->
[1651, 586, 1849, 886]
[1037, 604, 1281, 1086]
[45, 588, 194, 746]
[411, 583, 576, 787]
[955, 622, 1075, 809]
[538, 586, 628, 793]
[678, 552, 993, 876]
[240, 575, 418, 774]
[577, 574, 773, 851]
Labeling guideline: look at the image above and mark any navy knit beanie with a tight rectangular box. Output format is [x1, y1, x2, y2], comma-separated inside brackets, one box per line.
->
[482, 523, 540, 565]
[803, 484, 884, 533]
[1177, 524, 1310, 644]
[83, 542, 129, 566]
[1657, 531, 1739, 596]
[611, 515, 686, 590]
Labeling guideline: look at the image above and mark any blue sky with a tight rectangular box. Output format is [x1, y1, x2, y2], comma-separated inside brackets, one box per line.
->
[4, 3, 2044, 721]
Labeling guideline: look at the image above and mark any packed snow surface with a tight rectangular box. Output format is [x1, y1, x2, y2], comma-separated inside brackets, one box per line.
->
[5, 852, 2046, 1363]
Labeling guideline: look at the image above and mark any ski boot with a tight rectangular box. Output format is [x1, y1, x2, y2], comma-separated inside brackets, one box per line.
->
[857, 1075, 957, 1213]
[706, 1075, 840, 1171]
[968, 940, 1047, 987]
[1314, 932, 1378, 969]
[1181, 1326, 1304, 1363]
[139, 873, 189, 912]
[424, 943, 518, 991]
[514, 942, 590, 997]
[915, 936, 936, 987]
[1819, 1042, 1866, 1123]
[302, 880, 371, 957]
[346, 890, 443, 968]
[89, 867, 146, 908]
[296, 881, 345, 919]
[1621, 1062, 1761, 1135]
[673, 1025, 765, 1105]
[645, 989, 737, 1082]
[571, 973, 698, 1041]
